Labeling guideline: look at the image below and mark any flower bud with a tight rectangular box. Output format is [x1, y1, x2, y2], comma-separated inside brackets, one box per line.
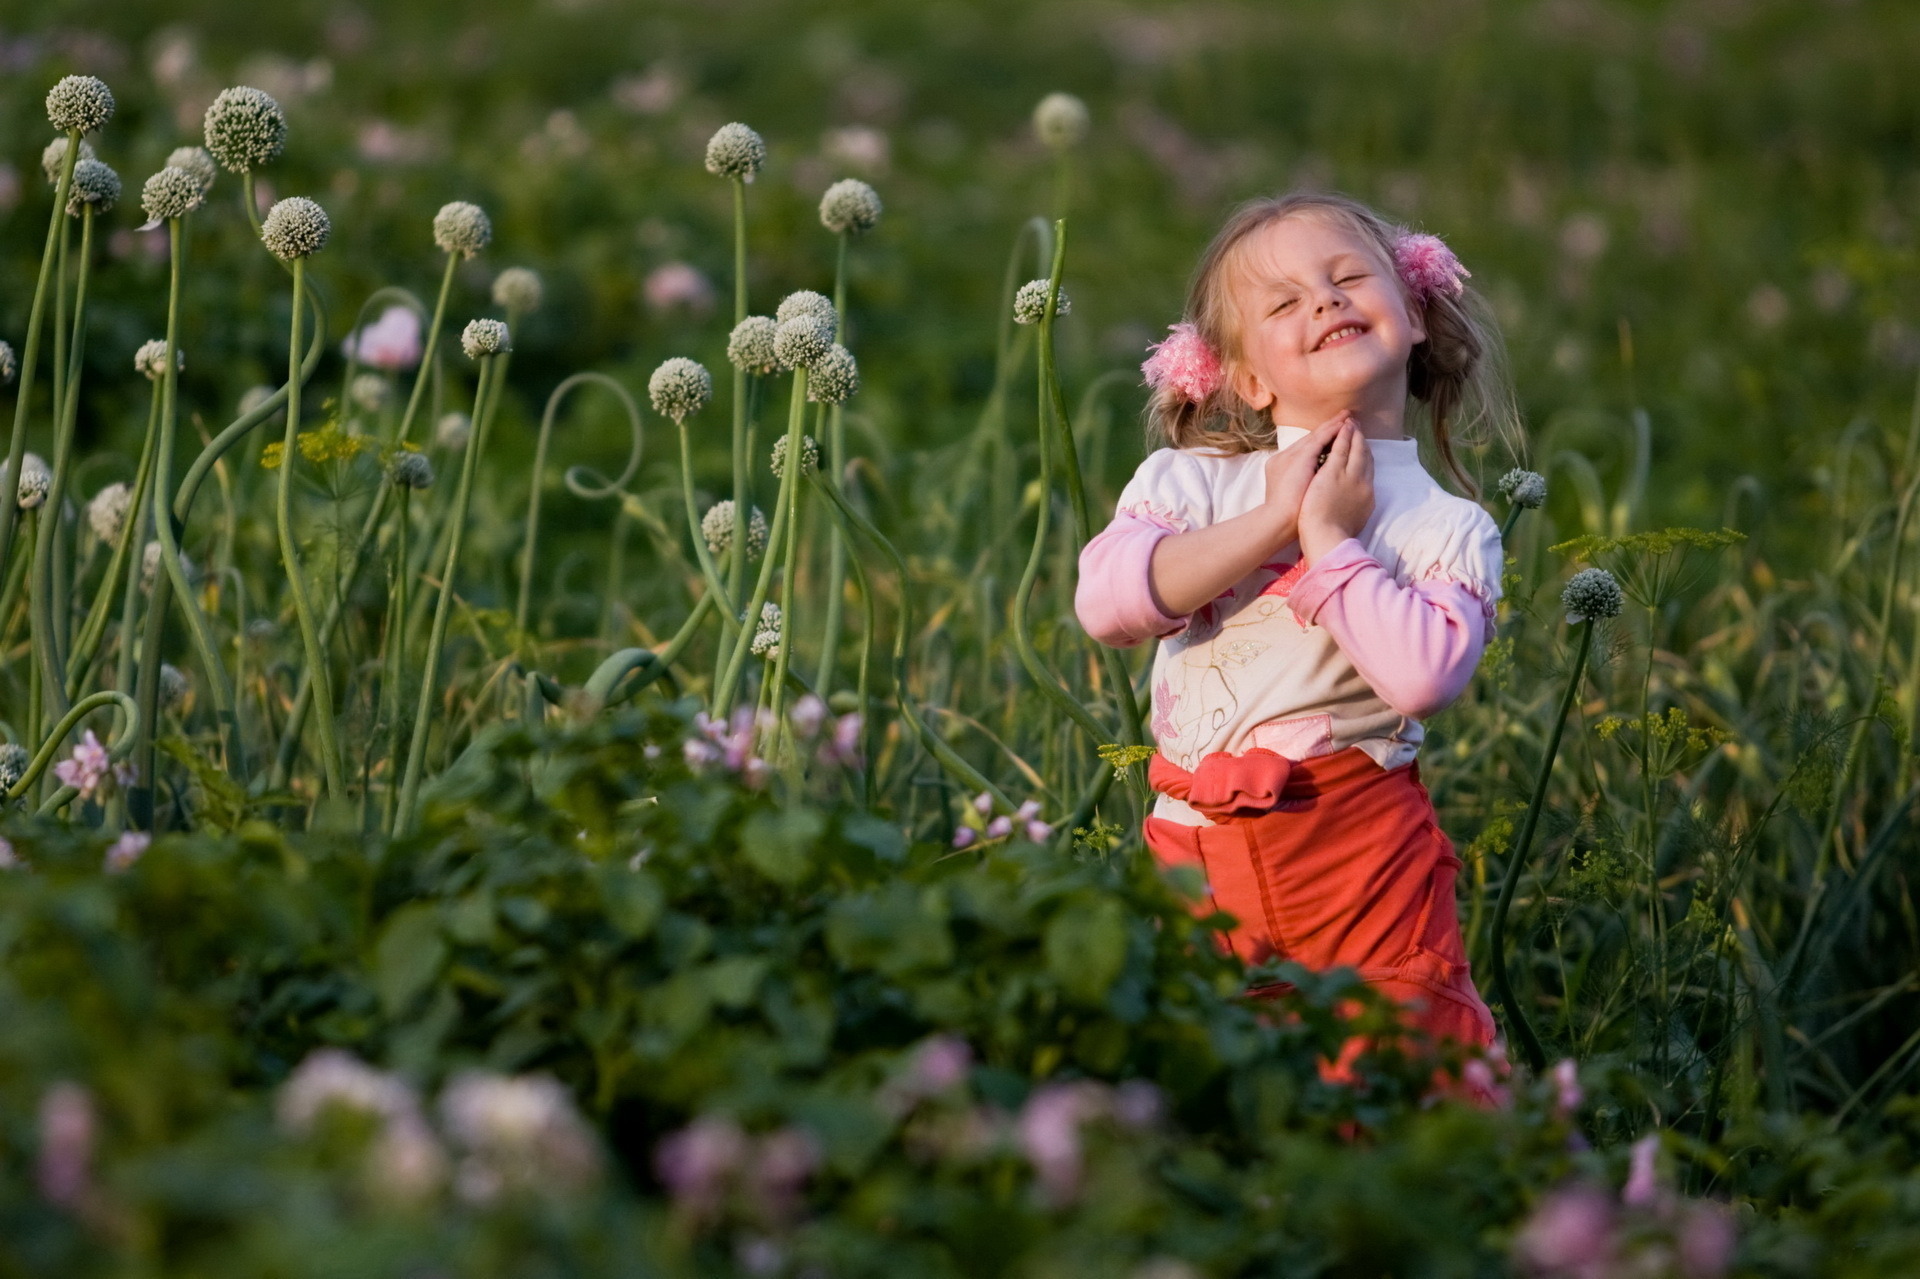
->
[1032, 92, 1089, 149]
[204, 86, 287, 172]
[648, 357, 712, 422]
[459, 318, 509, 360]
[491, 266, 542, 314]
[46, 75, 115, 135]
[775, 290, 837, 333]
[806, 344, 859, 405]
[40, 137, 95, 183]
[12, 453, 52, 509]
[770, 433, 820, 479]
[701, 500, 767, 559]
[0, 341, 16, 386]
[433, 201, 492, 259]
[772, 317, 831, 372]
[65, 159, 120, 216]
[704, 122, 766, 181]
[141, 165, 204, 223]
[260, 196, 330, 259]
[1013, 279, 1071, 325]
[165, 145, 217, 194]
[87, 482, 132, 543]
[388, 450, 435, 490]
[1562, 567, 1624, 623]
[1498, 468, 1547, 509]
[819, 178, 882, 235]
[726, 316, 779, 375]
[134, 339, 182, 382]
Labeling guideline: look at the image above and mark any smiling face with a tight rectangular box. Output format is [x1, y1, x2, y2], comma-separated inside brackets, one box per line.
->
[1222, 212, 1426, 434]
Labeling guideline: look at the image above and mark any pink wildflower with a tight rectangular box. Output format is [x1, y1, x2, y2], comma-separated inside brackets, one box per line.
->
[1513, 1184, 1616, 1279]
[971, 791, 993, 816]
[1622, 1133, 1662, 1207]
[819, 711, 863, 767]
[951, 826, 977, 849]
[53, 730, 111, 800]
[985, 815, 1013, 840]
[1017, 1081, 1108, 1206]
[907, 1035, 973, 1095]
[1677, 1202, 1737, 1278]
[747, 1126, 820, 1224]
[1392, 232, 1471, 302]
[0, 836, 18, 869]
[1141, 322, 1224, 402]
[644, 262, 716, 315]
[1016, 799, 1042, 821]
[342, 305, 423, 371]
[1552, 1058, 1583, 1115]
[36, 1082, 96, 1209]
[1024, 820, 1053, 844]
[789, 693, 827, 740]
[684, 737, 722, 769]
[104, 831, 150, 873]
[655, 1115, 748, 1220]
[1113, 1079, 1164, 1130]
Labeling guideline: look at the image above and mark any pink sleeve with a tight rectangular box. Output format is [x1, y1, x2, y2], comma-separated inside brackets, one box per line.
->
[1288, 538, 1489, 719]
[1075, 513, 1187, 648]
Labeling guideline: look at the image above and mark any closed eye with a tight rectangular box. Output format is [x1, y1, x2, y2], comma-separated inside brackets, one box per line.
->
[1269, 297, 1298, 316]
[1336, 273, 1367, 285]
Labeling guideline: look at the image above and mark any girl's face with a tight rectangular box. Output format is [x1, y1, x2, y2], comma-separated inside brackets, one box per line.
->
[1224, 213, 1426, 431]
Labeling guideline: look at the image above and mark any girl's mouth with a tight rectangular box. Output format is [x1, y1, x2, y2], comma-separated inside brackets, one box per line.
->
[1312, 323, 1368, 352]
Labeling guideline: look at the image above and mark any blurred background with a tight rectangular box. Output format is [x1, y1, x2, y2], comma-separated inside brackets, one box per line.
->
[2, 0, 1916, 574]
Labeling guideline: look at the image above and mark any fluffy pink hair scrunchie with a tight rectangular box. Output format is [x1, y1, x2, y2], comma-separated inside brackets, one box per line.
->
[1141, 322, 1224, 402]
[1393, 232, 1471, 301]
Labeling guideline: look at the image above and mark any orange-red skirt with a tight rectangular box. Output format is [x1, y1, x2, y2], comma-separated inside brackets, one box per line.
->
[1144, 746, 1498, 1058]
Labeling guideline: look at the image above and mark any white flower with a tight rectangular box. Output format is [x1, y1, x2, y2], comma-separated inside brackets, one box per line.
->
[46, 75, 115, 135]
[86, 482, 132, 543]
[434, 412, 471, 451]
[459, 318, 509, 360]
[819, 178, 882, 235]
[772, 317, 831, 372]
[165, 145, 217, 193]
[433, 201, 492, 259]
[701, 500, 767, 559]
[769, 433, 819, 479]
[749, 602, 782, 657]
[727, 316, 779, 375]
[260, 196, 330, 259]
[40, 137, 95, 183]
[65, 159, 120, 216]
[389, 450, 435, 489]
[1498, 468, 1547, 509]
[648, 357, 712, 422]
[806, 344, 859, 405]
[204, 86, 287, 172]
[348, 372, 389, 413]
[704, 122, 766, 181]
[134, 339, 182, 382]
[140, 165, 204, 223]
[1562, 567, 1624, 623]
[438, 1071, 601, 1203]
[12, 453, 51, 509]
[1013, 279, 1071, 325]
[491, 266, 543, 314]
[278, 1048, 420, 1134]
[1032, 92, 1090, 149]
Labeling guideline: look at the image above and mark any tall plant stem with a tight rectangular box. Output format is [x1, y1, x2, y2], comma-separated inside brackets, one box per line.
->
[674, 416, 744, 644]
[31, 206, 97, 735]
[68, 382, 161, 697]
[768, 442, 808, 738]
[277, 257, 345, 799]
[815, 232, 852, 695]
[714, 368, 807, 714]
[383, 486, 412, 829]
[0, 130, 81, 589]
[725, 176, 753, 687]
[1490, 619, 1596, 1074]
[395, 356, 499, 835]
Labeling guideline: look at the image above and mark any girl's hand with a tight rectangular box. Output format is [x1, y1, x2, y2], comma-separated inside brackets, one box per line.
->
[1263, 412, 1351, 536]
[1298, 420, 1375, 563]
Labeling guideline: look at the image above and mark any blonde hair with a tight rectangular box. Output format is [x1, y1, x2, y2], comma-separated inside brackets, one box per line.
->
[1146, 191, 1521, 494]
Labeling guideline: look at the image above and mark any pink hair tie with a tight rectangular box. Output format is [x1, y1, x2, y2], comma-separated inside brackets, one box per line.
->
[1141, 322, 1224, 402]
[1393, 232, 1471, 301]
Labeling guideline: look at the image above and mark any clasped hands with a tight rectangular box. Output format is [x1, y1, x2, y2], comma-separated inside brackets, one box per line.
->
[1262, 411, 1375, 565]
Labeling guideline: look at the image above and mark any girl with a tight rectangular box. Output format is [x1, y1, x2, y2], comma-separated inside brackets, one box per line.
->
[1076, 192, 1518, 1063]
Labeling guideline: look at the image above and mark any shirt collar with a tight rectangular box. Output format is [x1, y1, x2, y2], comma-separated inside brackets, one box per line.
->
[1272, 425, 1421, 469]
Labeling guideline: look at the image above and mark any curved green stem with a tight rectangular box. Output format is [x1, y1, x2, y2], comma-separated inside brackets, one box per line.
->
[6, 690, 139, 804]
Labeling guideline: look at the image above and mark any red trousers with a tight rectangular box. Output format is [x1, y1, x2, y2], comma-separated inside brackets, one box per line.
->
[1144, 747, 1498, 1059]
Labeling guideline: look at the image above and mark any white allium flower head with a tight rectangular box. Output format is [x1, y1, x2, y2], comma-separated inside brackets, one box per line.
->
[65, 159, 120, 216]
[1498, 468, 1548, 509]
[770, 433, 821, 479]
[389, 450, 435, 490]
[806, 344, 860, 405]
[1013, 279, 1071, 325]
[46, 75, 115, 135]
[0, 743, 28, 792]
[87, 482, 132, 544]
[491, 266, 543, 314]
[0, 341, 16, 386]
[203, 86, 288, 172]
[460, 318, 510, 360]
[141, 165, 204, 223]
[701, 500, 767, 559]
[134, 339, 182, 382]
[648, 357, 713, 422]
[40, 137, 96, 183]
[437, 1070, 601, 1196]
[775, 289, 837, 332]
[750, 601, 783, 656]
[260, 196, 330, 259]
[165, 145, 217, 194]
[349, 372, 389, 412]
[278, 1048, 420, 1135]
[14, 453, 52, 510]
[159, 663, 190, 710]
[704, 122, 766, 181]
[1033, 92, 1090, 149]
[1562, 567, 1625, 624]
[726, 316, 779, 375]
[819, 178, 882, 235]
[435, 412, 472, 450]
[773, 316, 832, 372]
[433, 201, 492, 259]
[142, 540, 194, 591]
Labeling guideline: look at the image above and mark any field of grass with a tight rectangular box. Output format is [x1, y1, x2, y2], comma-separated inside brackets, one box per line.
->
[3, 1, 1920, 1273]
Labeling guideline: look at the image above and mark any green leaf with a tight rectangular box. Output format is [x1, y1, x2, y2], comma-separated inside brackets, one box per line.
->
[1045, 895, 1128, 1005]
[603, 867, 665, 939]
[705, 954, 770, 1008]
[741, 806, 825, 885]
[374, 904, 447, 1016]
[826, 883, 954, 977]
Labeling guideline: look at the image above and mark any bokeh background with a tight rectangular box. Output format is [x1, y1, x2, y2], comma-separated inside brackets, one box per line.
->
[2, 0, 1917, 573]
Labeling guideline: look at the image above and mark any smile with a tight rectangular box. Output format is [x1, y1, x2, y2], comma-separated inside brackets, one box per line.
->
[1312, 324, 1368, 352]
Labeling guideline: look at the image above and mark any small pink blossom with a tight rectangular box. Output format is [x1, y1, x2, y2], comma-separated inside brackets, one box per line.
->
[1392, 232, 1472, 302]
[1016, 799, 1042, 821]
[747, 1126, 820, 1224]
[985, 815, 1013, 840]
[644, 262, 716, 315]
[0, 837, 18, 869]
[951, 826, 977, 849]
[1024, 820, 1053, 844]
[1141, 322, 1224, 402]
[818, 711, 863, 767]
[1017, 1081, 1108, 1206]
[1677, 1202, 1737, 1278]
[36, 1082, 96, 1209]
[971, 791, 993, 816]
[788, 693, 827, 739]
[907, 1035, 972, 1095]
[684, 737, 722, 769]
[655, 1115, 747, 1220]
[1622, 1133, 1662, 1207]
[342, 305, 423, 372]
[1462, 1057, 1511, 1109]
[1513, 1184, 1616, 1279]
[53, 730, 111, 800]
[741, 757, 771, 789]
[1112, 1079, 1164, 1130]
[104, 831, 150, 873]
[1551, 1058, 1583, 1115]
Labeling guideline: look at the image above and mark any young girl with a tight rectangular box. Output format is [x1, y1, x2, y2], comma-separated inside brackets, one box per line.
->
[1076, 192, 1517, 1062]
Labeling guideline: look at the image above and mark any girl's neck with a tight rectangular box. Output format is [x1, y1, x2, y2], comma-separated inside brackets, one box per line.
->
[1272, 401, 1408, 441]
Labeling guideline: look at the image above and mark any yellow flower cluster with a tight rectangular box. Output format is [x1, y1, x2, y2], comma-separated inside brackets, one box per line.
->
[260, 425, 375, 470]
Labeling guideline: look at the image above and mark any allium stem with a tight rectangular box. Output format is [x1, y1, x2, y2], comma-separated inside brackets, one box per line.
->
[382, 486, 412, 830]
[726, 176, 753, 685]
[674, 417, 744, 644]
[814, 231, 851, 696]
[0, 130, 81, 597]
[713, 367, 807, 714]
[395, 355, 500, 836]
[276, 256, 345, 800]
[1489, 618, 1595, 1074]
[768, 429, 809, 741]
[66, 384, 156, 694]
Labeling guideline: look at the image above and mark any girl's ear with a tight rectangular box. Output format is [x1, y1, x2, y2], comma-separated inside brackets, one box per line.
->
[1231, 361, 1274, 412]
[1407, 295, 1429, 347]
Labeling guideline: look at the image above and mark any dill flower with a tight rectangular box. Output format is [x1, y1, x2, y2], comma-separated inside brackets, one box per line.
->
[460, 319, 509, 360]
[0, 743, 27, 793]
[749, 602, 782, 657]
[260, 196, 330, 259]
[806, 344, 859, 405]
[389, 450, 435, 490]
[65, 159, 120, 216]
[704, 122, 766, 182]
[491, 266, 543, 314]
[726, 316, 779, 375]
[775, 290, 837, 332]
[819, 178, 882, 235]
[86, 482, 132, 543]
[647, 357, 713, 422]
[1562, 567, 1625, 624]
[1032, 92, 1090, 149]
[134, 339, 182, 382]
[203, 86, 287, 172]
[433, 201, 492, 259]
[1013, 279, 1071, 325]
[13, 454, 52, 510]
[773, 317, 831, 372]
[40, 137, 95, 183]
[770, 433, 820, 479]
[1498, 469, 1547, 509]
[141, 165, 204, 223]
[0, 341, 16, 386]
[435, 413, 471, 450]
[46, 76, 115, 135]
[701, 500, 767, 559]
[165, 145, 217, 194]
[349, 372, 389, 413]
